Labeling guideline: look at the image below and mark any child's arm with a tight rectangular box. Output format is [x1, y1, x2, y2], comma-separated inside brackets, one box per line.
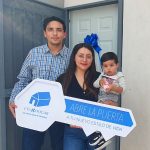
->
[93, 75, 102, 88]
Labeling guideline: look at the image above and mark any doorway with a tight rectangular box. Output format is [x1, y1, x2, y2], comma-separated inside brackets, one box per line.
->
[69, 4, 118, 71]
[69, 3, 121, 150]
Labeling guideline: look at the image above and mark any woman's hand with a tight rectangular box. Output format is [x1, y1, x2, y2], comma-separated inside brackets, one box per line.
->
[101, 100, 118, 106]
[107, 84, 123, 94]
[70, 125, 82, 128]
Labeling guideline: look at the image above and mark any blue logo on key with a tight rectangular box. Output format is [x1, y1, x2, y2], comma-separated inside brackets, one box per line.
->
[29, 92, 51, 107]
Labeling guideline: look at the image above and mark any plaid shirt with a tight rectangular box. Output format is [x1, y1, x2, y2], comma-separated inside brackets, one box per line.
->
[9, 44, 71, 103]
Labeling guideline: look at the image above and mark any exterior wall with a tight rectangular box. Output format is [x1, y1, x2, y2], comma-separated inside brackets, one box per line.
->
[35, 0, 64, 8]
[121, 0, 150, 150]
[3, 0, 65, 150]
[64, 0, 104, 7]
[0, 0, 6, 149]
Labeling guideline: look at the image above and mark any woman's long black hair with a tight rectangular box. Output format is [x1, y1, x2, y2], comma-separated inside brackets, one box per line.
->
[62, 43, 97, 97]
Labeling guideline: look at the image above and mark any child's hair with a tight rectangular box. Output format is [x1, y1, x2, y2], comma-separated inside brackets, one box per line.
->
[101, 52, 118, 65]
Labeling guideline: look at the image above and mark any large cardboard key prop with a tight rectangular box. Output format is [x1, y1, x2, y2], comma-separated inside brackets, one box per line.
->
[15, 79, 136, 141]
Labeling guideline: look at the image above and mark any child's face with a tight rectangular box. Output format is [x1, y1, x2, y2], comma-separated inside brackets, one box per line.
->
[102, 60, 119, 76]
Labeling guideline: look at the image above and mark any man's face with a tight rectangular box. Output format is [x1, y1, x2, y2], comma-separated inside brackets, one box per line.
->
[44, 21, 66, 46]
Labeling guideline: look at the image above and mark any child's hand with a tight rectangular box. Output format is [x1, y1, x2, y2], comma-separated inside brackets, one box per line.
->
[99, 78, 106, 87]
[105, 84, 113, 93]
[100, 78, 111, 92]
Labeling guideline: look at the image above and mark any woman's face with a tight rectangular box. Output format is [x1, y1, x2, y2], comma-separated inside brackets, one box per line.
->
[75, 47, 93, 72]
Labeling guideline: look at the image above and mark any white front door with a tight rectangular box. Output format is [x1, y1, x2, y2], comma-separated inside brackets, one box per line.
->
[69, 4, 118, 150]
[69, 4, 118, 72]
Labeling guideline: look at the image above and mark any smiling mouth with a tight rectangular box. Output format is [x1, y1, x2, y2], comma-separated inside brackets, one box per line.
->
[81, 64, 88, 66]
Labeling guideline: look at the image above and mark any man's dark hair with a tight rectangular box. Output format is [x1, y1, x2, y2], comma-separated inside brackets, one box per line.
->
[101, 52, 118, 65]
[43, 16, 66, 31]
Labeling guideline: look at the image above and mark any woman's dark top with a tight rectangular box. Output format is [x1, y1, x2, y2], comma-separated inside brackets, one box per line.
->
[57, 72, 100, 102]
[55, 72, 100, 144]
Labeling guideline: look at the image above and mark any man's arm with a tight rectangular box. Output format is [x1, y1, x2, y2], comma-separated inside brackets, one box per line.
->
[9, 51, 32, 118]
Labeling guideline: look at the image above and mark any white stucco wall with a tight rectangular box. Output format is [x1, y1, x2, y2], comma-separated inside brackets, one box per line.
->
[64, 0, 104, 8]
[35, 0, 64, 8]
[121, 0, 150, 150]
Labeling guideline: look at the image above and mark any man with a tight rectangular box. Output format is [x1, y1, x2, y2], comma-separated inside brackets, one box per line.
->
[9, 16, 72, 150]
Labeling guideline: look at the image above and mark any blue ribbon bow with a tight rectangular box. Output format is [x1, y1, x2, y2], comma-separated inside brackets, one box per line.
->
[84, 33, 102, 65]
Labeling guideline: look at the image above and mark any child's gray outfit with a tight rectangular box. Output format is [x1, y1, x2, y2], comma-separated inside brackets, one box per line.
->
[93, 71, 126, 104]
[88, 72, 126, 150]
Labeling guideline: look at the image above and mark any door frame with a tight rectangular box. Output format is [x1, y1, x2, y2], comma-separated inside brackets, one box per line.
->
[65, 0, 123, 67]
[0, 0, 6, 150]
[65, 0, 123, 149]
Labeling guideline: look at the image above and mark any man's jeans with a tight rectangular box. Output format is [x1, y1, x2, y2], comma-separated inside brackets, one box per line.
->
[22, 122, 64, 150]
[63, 125, 94, 150]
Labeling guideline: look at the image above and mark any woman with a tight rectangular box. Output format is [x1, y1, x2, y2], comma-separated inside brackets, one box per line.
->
[57, 43, 100, 150]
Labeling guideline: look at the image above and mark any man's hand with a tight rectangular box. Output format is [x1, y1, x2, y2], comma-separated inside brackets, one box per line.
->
[9, 102, 17, 118]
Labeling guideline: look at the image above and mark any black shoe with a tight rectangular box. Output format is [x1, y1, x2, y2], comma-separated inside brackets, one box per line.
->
[94, 138, 111, 150]
[88, 131, 103, 146]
